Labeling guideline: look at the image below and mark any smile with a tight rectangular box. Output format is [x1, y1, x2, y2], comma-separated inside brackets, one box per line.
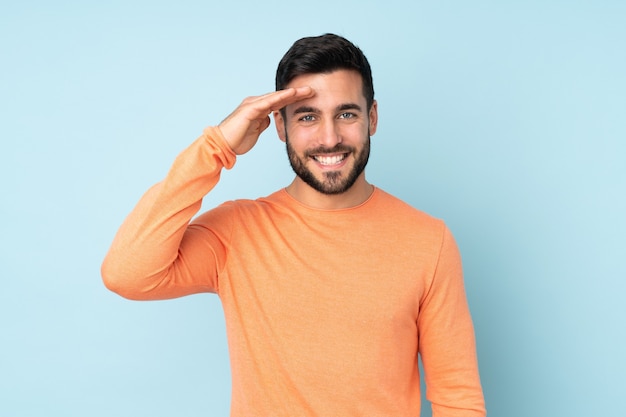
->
[312, 153, 348, 166]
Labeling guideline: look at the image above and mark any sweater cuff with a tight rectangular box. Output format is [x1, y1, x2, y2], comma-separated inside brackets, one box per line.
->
[203, 126, 237, 170]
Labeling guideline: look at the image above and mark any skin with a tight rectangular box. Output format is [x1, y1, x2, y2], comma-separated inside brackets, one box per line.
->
[219, 86, 315, 155]
[219, 69, 378, 210]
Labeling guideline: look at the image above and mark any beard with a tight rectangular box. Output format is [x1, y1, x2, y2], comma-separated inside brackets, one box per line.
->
[285, 134, 371, 195]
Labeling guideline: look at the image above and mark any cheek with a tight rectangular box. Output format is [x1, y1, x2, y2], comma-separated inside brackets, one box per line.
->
[286, 126, 316, 146]
[343, 123, 370, 141]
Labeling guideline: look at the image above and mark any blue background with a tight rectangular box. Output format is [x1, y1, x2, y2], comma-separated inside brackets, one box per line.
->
[1, 1, 624, 416]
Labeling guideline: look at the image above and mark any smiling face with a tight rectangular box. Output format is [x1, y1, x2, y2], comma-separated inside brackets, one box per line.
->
[274, 69, 378, 203]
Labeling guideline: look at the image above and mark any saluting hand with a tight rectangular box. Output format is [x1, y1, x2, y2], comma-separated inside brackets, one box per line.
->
[218, 87, 314, 155]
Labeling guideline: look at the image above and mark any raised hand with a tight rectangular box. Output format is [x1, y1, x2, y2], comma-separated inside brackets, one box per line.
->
[218, 86, 314, 155]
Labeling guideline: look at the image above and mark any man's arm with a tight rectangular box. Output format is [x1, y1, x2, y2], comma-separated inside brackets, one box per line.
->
[101, 87, 315, 300]
[101, 127, 236, 299]
[418, 225, 486, 417]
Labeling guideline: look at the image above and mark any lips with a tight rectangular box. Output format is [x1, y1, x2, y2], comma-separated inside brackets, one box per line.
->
[306, 144, 354, 167]
[313, 153, 348, 166]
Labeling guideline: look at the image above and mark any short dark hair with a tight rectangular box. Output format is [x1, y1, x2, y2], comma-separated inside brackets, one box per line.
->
[275, 33, 374, 111]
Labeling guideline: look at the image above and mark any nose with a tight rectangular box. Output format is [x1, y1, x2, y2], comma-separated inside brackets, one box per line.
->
[318, 118, 342, 148]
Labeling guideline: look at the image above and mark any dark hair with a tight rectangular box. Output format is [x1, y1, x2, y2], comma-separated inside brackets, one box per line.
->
[275, 33, 374, 111]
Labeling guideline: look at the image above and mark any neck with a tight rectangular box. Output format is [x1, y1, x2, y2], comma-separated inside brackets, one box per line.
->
[285, 174, 374, 210]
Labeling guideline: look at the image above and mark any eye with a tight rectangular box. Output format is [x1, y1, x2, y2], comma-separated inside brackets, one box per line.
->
[298, 114, 316, 122]
[338, 112, 357, 119]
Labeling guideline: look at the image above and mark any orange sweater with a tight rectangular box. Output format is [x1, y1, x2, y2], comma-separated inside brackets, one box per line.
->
[102, 127, 485, 417]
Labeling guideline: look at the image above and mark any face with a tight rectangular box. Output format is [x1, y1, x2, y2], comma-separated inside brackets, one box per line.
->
[274, 69, 378, 195]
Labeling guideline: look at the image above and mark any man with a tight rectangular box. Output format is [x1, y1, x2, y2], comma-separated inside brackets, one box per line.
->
[102, 33, 486, 416]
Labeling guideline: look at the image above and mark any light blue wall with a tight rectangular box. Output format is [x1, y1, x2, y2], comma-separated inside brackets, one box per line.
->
[1, 1, 624, 416]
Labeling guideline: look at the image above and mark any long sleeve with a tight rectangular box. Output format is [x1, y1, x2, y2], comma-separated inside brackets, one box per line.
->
[101, 127, 237, 300]
[418, 226, 486, 416]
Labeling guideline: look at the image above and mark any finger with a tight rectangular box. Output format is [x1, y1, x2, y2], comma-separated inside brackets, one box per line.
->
[274, 86, 315, 110]
[258, 115, 271, 133]
[252, 87, 315, 113]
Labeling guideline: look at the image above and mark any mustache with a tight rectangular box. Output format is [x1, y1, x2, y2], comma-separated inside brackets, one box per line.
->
[304, 144, 355, 157]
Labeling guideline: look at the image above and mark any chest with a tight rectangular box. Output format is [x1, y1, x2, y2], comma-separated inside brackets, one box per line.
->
[221, 213, 438, 339]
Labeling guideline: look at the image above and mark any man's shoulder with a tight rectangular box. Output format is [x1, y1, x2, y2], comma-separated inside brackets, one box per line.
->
[193, 190, 284, 231]
[205, 189, 287, 216]
[372, 187, 442, 224]
[366, 187, 451, 252]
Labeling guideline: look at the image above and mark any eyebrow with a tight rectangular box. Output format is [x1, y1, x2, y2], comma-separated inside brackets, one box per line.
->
[337, 103, 363, 112]
[292, 105, 319, 115]
[292, 102, 363, 116]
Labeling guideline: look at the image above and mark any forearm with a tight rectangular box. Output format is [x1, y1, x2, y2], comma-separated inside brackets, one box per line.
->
[101, 127, 236, 299]
[426, 332, 486, 417]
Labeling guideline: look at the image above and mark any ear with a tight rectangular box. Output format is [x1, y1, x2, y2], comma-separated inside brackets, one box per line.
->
[368, 100, 378, 136]
[273, 110, 287, 142]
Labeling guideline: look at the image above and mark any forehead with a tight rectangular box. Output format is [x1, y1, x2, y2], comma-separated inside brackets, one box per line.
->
[285, 69, 366, 105]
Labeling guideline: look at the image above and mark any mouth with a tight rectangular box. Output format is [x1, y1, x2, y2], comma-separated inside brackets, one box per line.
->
[312, 153, 349, 166]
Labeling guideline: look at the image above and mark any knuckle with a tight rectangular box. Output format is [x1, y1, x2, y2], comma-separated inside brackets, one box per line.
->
[242, 95, 257, 104]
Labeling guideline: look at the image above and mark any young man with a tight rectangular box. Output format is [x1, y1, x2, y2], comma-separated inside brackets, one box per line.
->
[102, 34, 486, 416]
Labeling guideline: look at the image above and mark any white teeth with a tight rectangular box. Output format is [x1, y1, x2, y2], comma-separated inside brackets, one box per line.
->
[314, 154, 346, 165]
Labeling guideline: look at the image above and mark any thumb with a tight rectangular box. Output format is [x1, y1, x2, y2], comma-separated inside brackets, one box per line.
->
[259, 115, 271, 132]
